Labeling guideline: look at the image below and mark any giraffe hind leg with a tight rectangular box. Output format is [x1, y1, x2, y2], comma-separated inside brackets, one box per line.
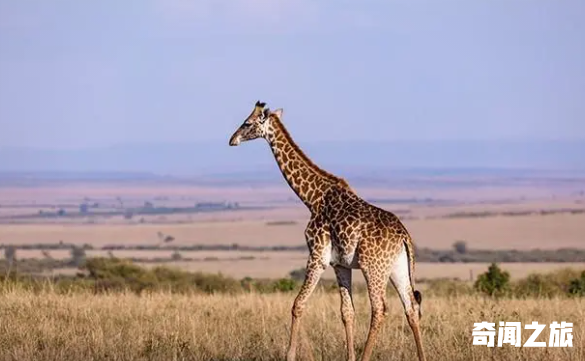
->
[334, 266, 356, 361]
[390, 245, 426, 361]
[358, 264, 391, 361]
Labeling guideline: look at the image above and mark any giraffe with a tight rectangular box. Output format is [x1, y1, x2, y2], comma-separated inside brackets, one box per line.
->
[229, 101, 426, 361]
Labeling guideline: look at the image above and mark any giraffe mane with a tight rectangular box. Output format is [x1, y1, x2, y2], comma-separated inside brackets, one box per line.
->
[272, 118, 348, 186]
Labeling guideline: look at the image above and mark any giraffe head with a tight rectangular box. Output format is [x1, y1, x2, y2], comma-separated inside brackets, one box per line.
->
[229, 101, 283, 146]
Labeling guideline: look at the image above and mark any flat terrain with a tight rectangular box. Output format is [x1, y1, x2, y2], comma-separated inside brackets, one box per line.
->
[0, 289, 582, 361]
[1, 173, 584, 281]
[1, 212, 583, 249]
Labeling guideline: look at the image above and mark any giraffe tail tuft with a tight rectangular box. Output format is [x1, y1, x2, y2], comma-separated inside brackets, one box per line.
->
[403, 239, 423, 319]
[414, 290, 422, 305]
[413, 290, 422, 319]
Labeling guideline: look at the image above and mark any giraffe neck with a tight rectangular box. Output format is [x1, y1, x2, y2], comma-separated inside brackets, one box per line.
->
[265, 117, 348, 212]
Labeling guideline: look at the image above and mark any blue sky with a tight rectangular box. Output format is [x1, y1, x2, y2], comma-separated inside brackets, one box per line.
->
[0, 0, 584, 149]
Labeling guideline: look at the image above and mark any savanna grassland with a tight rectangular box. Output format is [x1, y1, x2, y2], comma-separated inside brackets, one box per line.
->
[0, 172, 584, 360]
[0, 287, 583, 361]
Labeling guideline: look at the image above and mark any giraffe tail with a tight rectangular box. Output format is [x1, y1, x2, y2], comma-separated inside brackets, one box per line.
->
[403, 239, 422, 319]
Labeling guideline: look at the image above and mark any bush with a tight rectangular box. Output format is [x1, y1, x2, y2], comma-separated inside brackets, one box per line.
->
[272, 278, 297, 292]
[453, 241, 467, 254]
[83, 258, 231, 294]
[513, 268, 582, 298]
[190, 271, 242, 294]
[514, 274, 561, 298]
[568, 271, 585, 296]
[474, 263, 510, 297]
[240, 276, 255, 292]
[83, 258, 157, 293]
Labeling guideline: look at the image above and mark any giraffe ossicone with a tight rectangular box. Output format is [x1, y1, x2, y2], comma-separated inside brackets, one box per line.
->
[229, 101, 426, 361]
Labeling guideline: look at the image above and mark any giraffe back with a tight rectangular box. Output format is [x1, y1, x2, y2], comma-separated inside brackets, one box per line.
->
[318, 186, 414, 270]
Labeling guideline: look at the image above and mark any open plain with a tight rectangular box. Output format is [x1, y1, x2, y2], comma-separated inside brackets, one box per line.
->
[1, 172, 584, 282]
[0, 288, 583, 361]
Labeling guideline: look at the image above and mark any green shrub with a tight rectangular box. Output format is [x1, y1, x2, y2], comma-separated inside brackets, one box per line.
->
[513, 268, 583, 298]
[240, 276, 255, 292]
[272, 278, 297, 292]
[83, 258, 157, 293]
[474, 263, 510, 297]
[568, 271, 585, 296]
[514, 274, 561, 298]
[190, 271, 242, 294]
[82, 258, 242, 294]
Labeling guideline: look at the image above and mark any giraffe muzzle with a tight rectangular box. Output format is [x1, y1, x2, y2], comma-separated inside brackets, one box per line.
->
[229, 133, 241, 146]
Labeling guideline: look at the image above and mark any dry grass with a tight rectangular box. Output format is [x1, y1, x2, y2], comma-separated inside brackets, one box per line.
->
[0, 288, 582, 361]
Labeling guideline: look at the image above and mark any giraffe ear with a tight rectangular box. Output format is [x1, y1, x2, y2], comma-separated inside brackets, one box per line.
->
[272, 108, 283, 118]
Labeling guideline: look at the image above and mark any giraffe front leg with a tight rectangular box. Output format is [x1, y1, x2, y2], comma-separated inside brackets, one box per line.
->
[286, 256, 326, 361]
[334, 266, 356, 361]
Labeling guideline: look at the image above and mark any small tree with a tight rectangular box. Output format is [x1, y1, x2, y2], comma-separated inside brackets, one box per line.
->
[240, 276, 255, 292]
[474, 263, 510, 297]
[453, 240, 467, 254]
[273, 278, 297, 292]
[568, 271, 585, 297]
